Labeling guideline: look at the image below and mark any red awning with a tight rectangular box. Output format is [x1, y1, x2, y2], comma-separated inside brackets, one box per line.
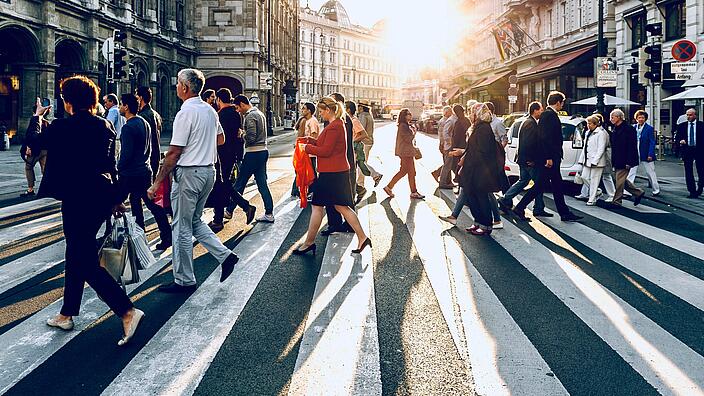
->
[471, 71, 512, 90]
[521, 46, 595, 77]
[445, 86, 461, 101]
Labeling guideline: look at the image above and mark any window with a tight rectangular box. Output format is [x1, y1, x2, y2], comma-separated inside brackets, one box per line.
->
[176, 0, 185, 34]
[559, 2, 566, 35]
[629, 12, 646, 49]
[546, 10, 553, 37]
[158, 0, 167, 28]
[133, 0, 144, 17]
[301, 30, 305, 41]
[665, 1, 686, 41]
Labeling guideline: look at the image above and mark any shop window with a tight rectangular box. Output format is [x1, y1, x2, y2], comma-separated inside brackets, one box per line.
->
[629, 12, 646, 49]
[664, 0, 686, 41]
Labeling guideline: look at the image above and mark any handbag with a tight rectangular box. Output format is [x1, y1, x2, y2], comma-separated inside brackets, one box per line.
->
[574, 171, 585, 185]
[99, 215, 140, 287]
[154, 177, 171, 209]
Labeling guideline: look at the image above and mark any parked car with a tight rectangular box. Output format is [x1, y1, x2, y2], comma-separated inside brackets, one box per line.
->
[504, 115, 586, 183]
[418, 110, 444, 134]
[402, 100, 424, 122]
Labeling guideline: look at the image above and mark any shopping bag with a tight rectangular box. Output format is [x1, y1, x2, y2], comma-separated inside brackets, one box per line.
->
[125, 215, 157, 270]
[154, 177, 171, 209]
[98, 215, 140, 286]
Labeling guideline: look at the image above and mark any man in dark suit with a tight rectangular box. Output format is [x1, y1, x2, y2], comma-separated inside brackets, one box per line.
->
[135, 86, 163, 182]
[499, 101, 546, 220]
[610, 109, 644, 206]
[675, 108, 704, 198]
[532, 91, 582, 222]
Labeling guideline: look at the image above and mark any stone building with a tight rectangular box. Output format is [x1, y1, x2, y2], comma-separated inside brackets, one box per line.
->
[0, 0, 299, 140]
[299, 0, 399, 114]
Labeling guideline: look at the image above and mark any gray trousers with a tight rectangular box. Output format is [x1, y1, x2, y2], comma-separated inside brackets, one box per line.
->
[439, 151, 457, 187]
[171, 166, 233, 286]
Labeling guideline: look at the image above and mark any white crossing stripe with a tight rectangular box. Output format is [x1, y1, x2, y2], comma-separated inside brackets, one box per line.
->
[0, 212, 63, 248]
[0, 198, 57, 221]
[102, 197, 302, 396]
[288, 205, 381, 396]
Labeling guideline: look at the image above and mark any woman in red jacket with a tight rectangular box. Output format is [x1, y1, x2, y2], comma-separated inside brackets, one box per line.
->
[293, 97, 371, 255]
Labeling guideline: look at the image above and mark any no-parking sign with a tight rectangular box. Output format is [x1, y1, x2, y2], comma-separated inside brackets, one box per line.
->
[672, 40, 697, 62]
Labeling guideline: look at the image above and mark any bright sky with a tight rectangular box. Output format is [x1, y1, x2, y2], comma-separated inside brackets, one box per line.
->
[304, 0, 467, 73]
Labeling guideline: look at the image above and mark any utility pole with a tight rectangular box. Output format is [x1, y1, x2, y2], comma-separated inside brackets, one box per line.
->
[312, 27, 322, 101]
[266, 0, 274, 136]
[596, 0, 605, 116]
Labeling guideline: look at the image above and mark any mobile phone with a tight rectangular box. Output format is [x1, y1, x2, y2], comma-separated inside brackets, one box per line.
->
[41, 98, 51, 107]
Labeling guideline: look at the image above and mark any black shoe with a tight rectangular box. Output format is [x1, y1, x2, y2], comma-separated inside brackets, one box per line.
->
[245, 205, 257, 225]
[633, 193, 643, 206]
[20, 190, 36, 197]
[220, 254, 239, 282]
[532, 211, 554, 218]
[292, 243, 316, 255]
[158, 282, 197, 293]
[561, 213, 583, 222]
[497, 198, 513, 214]
[155, 239, 172, 251]
[512, 208, 531, 222]
[352, 238, 372, 254]
[208, 221, 224, 233]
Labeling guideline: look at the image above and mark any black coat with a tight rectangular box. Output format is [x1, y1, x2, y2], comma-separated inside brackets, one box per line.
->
[539, 107, 563, 162]
[458, 121, 502, 193]
[452, 116, 470, 149]
[675, 120, 704, 157]
[137, 104, 162, 175]
[517, 116, 544, 166]
[32, 112, 121, 206]
[610, 122, 639, 169]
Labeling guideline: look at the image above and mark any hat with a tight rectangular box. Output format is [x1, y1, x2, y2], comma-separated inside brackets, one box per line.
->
[358, 99, 371, 106]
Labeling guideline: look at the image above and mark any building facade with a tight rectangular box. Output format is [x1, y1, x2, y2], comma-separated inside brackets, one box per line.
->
[299, 0, 399, 113]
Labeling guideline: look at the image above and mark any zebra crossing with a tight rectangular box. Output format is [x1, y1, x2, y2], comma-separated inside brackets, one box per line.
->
[0, 140, 703, 395]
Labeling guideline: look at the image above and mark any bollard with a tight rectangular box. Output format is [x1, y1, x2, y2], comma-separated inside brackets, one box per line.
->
[656, 131, 664, 161]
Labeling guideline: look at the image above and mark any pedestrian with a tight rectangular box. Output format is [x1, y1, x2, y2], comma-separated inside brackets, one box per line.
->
[574, 112, 616, 203]
[291, 102, 319, 198]
[320, 92, 356, 236]
[104, 93, 125, 156]
[675, 108, 703, 198]
[208, 88, 244, 232]
[458, 103, 502, 235]
[347, 100, 382, 201]
[135, 86, 163, 182]
[434, 105, 457, 189]
[201, 88, 216, 108]
[383, 108, 424, 199]
[224, 94, 275, 223]
[147, 68, 239, 293]
[498, 101, 547, 216]
[32, 77, 143, 345]
[485, 102, 509, 229]
[19, 104, 49, 197]
[625, 110, 660, 196]
[577, 114, 609, 205]
[534, 91, 582, 221]
[117, 93, 172, 249]
[356, 99, 383, 188]
[451, 104, 471, 173]
[292, 97, 371, 255]
[610, 108, 644, 206]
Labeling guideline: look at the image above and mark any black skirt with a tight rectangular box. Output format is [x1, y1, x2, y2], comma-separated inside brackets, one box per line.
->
[311, 171, 354, 207]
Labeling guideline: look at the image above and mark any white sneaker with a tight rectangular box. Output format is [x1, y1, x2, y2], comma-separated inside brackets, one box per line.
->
[47, 316, 74, 331]
[604, 196, 614, 203]
[223, 209, 233, 220]
[575, 194, 589, 200]
[257, 214, 275, 223]
[586, 201, 596, 206]
[492, 221, 504, 229]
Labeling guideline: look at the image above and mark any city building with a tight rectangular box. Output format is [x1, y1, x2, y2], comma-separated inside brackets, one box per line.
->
[299, 0, 400, 114]
[401, 78, 443, 106]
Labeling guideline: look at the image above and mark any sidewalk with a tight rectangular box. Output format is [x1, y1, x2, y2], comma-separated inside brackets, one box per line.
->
[633, 154, 704, 216]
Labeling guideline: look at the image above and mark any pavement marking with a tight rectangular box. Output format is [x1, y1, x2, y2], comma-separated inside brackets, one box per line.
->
[524, 202, 704, 311]
[561, 196, 704, 261]
[440, 189, 704, 396]
[102, 197, 302, 396]
[0, 211, 63, 248]
[0, 198, 58, 221]
[288, 204, 381, 396]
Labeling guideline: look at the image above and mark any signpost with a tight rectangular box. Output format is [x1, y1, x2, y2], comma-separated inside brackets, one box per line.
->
[259, 72, 273, 90]
[595, 57, 618, 88]
[508, 75, 518, 113]
[672, 40, 697, 62]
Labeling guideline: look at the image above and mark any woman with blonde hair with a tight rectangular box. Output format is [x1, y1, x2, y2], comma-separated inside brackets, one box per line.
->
[578, 114, 610, 205]
[293, 97, 371, 255]
[383, 108, 424, 199]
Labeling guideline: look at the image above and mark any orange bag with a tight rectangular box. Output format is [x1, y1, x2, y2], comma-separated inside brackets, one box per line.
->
[293, 137, 316, 208]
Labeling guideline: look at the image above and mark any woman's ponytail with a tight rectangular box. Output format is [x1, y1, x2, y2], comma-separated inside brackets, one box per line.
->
[317, 97, 343, 120]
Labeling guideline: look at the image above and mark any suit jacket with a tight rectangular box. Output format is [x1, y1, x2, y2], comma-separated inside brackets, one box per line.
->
[32, 112, 121, 205]
[633, 122, 656, 162]
[137, 104, 162, 174]
[675, 120, 704, 157]
[517, 116, 543, 166]
[539, 107, 563, 162]
[611, 122, 639, 169]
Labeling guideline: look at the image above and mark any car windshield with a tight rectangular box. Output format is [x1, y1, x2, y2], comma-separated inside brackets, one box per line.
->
[511, 119, 586, 141]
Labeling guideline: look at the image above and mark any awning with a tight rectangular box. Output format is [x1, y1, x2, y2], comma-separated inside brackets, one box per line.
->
[445, 86, 461, 101]
[471, 72, 510, 90]
[520, 46, 595, 78]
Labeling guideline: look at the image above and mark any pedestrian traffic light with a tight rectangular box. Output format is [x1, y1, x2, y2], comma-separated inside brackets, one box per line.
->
[645, 22, 662, 37]
[644, 44, 662, 83]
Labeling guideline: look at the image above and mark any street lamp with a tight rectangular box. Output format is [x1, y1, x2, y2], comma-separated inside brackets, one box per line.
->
[266, 0, 274, 136]
[352, 66, 356, 102]
[312, 27, 323, 100]
[596, 0, 605, 116]
[320, 42, 330, 97]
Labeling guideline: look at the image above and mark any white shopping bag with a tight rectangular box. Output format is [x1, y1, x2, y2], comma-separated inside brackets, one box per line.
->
[125, 215, 157, 269]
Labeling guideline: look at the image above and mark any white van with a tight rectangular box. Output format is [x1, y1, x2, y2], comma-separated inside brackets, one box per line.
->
[504, 115, 586, 183]
[402, 100, 424, 122]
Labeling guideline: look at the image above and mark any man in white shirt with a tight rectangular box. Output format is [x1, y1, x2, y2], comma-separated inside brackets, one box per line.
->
[148, 68, 239, 293]
[104, 93, 125, 158]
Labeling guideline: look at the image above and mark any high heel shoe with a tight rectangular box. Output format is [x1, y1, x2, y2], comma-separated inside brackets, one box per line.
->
[293, 243, 316, 255]
[352, 238, 372, 254]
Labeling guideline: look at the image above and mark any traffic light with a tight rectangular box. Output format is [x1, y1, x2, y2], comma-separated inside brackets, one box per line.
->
[632, 48, 648, 86]
[644, 44, 662, 83]
[111, 30, 128, 81]
[645, 22, 662, 37]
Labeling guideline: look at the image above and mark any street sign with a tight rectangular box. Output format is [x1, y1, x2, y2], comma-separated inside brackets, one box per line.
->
[676, 74, 693, 80]
[101, 37, 114, 61]
[508, 95, 518, 103]
[508, 75, 518, 85]
[671, 61, 697, 74]
[595, 57, 618, 88]
[259, 72, 273, 90]
[672, 40, 697, 62]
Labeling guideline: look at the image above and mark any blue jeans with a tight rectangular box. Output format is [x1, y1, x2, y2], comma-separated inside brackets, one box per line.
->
[488, 193, 501, 222]
[227, 151, 274, 214]
[502, 165, 545, 212]
[452, 188, 468, 218]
